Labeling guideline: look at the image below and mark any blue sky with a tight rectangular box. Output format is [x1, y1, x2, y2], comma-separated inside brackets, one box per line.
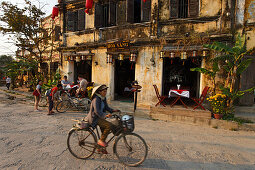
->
[0, 0, 58, 56]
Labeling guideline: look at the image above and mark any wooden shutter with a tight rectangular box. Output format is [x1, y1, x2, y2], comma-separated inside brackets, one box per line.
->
[66, 11, 75, 31]
[54, 26, 61, 41]
[117, 1, 126, 25]
[73, 11, 78, 31]
[78, 9, 85, 31]
[170, 0, 178, 18]
[141, 0, 151, 22]
[126, 0, 134, 23]
[189, 0, 199, 17]
[94, 3, 104, 28]
[109, 2, 116, 26]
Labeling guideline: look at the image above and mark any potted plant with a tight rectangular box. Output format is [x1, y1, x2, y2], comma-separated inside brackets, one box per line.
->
[207, 94, 228, 119]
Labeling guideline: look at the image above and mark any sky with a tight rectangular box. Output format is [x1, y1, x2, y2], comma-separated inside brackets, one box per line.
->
[0, 0, 58, 56]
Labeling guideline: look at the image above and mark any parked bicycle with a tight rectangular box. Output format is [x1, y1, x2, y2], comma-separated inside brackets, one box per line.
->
[56, 91, 91, 113]
[67, 112, 148, 167]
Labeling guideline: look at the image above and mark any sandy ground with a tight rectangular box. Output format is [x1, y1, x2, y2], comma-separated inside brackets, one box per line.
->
[0, 90, 255, 170]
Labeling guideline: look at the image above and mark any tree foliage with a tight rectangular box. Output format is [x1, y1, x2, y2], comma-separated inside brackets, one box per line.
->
[0, 0, 54, 63]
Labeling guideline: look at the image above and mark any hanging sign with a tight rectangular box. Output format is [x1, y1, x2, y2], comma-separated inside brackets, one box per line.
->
[107, 41, 130, 52]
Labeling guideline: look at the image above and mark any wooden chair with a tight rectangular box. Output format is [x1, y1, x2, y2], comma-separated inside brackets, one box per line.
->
[192, 86, 210, 110]
[153, 85, 168, 107]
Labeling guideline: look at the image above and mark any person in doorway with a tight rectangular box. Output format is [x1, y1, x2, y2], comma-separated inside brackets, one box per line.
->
[61, 75, 71, 90]
[48, 84, 62, 115]
[34, 80, 43, 111]
[6, 76, 11, 90]
[76, 74, 88, 96]
[85, 85, 120, 148]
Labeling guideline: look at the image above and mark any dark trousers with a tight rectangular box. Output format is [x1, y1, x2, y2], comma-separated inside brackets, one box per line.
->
[97, 118, 114, 142]
[6, 83, 10, 90]
[48, 96, 54, 111]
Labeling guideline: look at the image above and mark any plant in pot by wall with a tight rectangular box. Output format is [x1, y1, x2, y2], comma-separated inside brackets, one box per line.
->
[207, 94, 228, 119]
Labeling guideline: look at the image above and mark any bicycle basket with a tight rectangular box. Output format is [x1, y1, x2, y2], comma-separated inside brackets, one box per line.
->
[121, 115, 135, 132]
[75, 119, 89, 129]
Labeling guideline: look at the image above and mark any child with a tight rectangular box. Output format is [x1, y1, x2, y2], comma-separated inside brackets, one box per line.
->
[33, 80, 43, 111]
[48, 84, 62, 115]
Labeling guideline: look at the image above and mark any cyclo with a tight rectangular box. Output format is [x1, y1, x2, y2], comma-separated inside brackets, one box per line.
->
[67, 112, 148, 167]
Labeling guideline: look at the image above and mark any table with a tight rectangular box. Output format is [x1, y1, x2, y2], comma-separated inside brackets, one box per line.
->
[169, 89, 190, 108]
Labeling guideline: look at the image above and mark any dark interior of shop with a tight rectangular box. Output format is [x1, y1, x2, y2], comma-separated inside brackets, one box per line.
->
[74, 61, 92, 84]
[115, 58, 135, 101]
[163, 57, 201, 104]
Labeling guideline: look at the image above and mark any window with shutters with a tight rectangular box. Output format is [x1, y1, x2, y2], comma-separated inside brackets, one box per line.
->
[170, 0, 199, 18]
[54, 26, 61, 41]
[126, 0, 151, 23]
[66, 9, 86, 32]
[95, 2, 116, 28]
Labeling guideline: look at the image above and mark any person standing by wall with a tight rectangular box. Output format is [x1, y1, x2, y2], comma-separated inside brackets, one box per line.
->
[33, 80, 43, 111]
[6, 76, 11, 90]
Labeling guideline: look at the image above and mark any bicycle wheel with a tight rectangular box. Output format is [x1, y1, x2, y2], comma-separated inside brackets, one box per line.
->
[56, 100, 71, 113]
[67, 129, 96, 159]
[114, 133, 148, 167]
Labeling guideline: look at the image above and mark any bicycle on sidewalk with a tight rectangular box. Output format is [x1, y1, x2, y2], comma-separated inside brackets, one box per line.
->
[67, 111, 148, 167]
[56, 91, 91, 113]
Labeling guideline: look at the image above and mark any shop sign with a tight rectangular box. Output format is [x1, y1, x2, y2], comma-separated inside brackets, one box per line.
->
[107, 41, 130, 52]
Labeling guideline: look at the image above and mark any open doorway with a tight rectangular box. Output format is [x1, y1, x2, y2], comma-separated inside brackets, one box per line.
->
[74, 61, 92, 84]
[163, 57, 201, 104]
[114, 58, 135, 101]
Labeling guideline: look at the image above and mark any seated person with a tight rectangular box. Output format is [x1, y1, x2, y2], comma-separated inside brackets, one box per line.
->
[76, 75, 88, 97]
[61, 76, 71, 90]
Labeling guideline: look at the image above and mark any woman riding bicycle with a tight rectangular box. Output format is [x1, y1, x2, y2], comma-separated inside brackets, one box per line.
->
[85, 84, 119, 147]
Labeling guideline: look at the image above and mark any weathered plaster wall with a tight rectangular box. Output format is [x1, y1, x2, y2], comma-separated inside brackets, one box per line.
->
[200, 0, 222, 16]
[66, 32, 95, 46]
[85, 11, 95, 29]
[135, 47, 163, 106]
[91, 48, 114, 100]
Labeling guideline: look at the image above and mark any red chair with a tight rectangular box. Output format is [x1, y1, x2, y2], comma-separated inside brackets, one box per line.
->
[153, 85, 168, 107]
[192, 86, 210, 110]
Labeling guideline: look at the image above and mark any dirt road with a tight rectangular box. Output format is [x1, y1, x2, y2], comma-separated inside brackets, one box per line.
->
[0, 90, 255, 170]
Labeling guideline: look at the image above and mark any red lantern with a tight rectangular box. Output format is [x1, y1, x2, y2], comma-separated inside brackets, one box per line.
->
[51, 6, 59, 19]
[143, 0, 147, 2]
[85, 0, 93, 14]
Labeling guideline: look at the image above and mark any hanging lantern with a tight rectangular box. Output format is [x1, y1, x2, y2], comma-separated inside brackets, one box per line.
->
[170, 52, 175, 58]
[192, 51, 197, 57]
[51, 6, 59, 19]
[203, 50, 207, 57]
[81, 55, 86, 60]
[86, 55, 92, 60]
[160, 51, 165, 59]
[64, 56, 69, 61]
[106, 54, 113, 63]
[85, 0, 93, 14]
[118, 54, 124, 61]
[130, 53, 137, 62]
[70, 56, 75, 61]
[181, 52, 187, 60]
[76, 56, 81, 62]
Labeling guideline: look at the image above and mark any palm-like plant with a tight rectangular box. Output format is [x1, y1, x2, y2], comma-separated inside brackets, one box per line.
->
[193, 34, 255, 109]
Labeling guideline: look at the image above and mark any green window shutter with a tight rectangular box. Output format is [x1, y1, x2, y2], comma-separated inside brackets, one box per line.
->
[141, 0, 151, 22]
[94, 3, 104, 28]
[126, 0, 134, 23]
[78, 9, 85, 31]
[189, 0, 199, 17]
[170, 0, 178, 18]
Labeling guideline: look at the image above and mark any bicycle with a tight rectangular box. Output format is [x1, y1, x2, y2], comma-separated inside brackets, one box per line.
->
[56, 91, 91, 113]
[67, 112, 148, 167]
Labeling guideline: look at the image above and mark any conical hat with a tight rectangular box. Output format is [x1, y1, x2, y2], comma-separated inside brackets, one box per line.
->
[91, 84, 108, 98]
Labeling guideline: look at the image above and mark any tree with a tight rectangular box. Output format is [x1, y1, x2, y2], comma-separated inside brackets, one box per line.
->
[0, 55, 13, 78]
[0, 0, 56, 74]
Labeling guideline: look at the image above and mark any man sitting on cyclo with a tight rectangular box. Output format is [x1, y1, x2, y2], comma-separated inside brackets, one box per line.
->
[85, 84, 119, 147]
